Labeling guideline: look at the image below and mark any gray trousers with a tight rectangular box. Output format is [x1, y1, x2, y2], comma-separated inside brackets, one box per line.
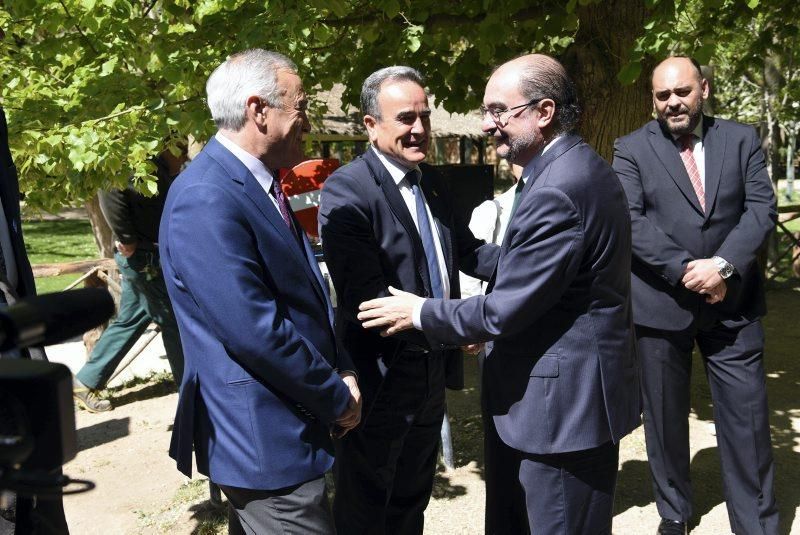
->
[218, 476, 334, 535]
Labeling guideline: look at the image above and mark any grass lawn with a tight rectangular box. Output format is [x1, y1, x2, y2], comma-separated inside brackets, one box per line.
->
[23, 219, 98, 264]
[22, 218, 99, 294]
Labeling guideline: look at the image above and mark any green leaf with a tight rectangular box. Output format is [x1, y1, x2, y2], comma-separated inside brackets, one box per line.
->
[100, 57, 117, 77]
[617, 61, 642, 85]
[747, 0, 759, 8]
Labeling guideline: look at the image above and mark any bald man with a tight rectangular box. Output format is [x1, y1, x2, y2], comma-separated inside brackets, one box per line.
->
[357, 54, 640, 534]
[613, 56, 778, 535]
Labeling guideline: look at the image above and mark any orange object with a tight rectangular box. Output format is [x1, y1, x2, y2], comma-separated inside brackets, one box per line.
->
[279, 159, 340, 237]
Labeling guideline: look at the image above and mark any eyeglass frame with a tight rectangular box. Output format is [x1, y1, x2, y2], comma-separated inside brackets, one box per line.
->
[480, 97, 545, 126]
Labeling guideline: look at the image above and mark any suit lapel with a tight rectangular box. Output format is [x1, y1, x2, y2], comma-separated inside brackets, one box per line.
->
[363, 150, 432, 293]
[701, 116, 725, 221]
[647, 121, 704, 216]
[207, 138, 331, 311]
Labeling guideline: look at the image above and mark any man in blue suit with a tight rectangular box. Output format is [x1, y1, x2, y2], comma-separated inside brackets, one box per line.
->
[160, 49, 361, 534]
[358, 54, 641, 534]
[613, 56, 778, 535]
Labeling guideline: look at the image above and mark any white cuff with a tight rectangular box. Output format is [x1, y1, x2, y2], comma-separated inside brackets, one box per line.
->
[412, 299, 425, 330]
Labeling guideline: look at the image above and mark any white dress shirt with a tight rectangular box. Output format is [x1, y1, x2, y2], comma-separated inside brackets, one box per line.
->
[371, 147, 450, 300]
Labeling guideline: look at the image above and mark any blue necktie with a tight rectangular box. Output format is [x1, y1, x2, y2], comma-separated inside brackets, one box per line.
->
[406, 170, 444, 299]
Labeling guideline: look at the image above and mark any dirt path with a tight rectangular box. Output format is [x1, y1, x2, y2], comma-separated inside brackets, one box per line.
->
[62, 287, 800, 534]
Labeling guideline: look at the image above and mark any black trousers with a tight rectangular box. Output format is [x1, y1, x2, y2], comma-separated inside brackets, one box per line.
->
[333, 351, 445, 535]
[637, 319, 779, 534]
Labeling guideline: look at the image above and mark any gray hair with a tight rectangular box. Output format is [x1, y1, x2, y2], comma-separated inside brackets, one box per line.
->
[360, 66, 426, 120]
[517, 56, 581, 135]
[206, 49, 297, 131]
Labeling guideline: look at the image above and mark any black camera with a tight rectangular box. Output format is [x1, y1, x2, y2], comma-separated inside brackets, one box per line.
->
[0, 288, 114, 498]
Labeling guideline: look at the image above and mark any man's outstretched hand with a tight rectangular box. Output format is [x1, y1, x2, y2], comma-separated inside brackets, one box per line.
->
[357, 286, 423, 336]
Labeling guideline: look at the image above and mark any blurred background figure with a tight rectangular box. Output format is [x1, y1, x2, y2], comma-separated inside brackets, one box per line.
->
[72, 147, 187, 412]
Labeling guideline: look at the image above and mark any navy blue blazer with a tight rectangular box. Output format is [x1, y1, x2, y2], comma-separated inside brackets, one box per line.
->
[319, 148, 498, 399]
[420, 135, 640, 454]
[160, 137, 352, 490]
[613, 117, 777, 330]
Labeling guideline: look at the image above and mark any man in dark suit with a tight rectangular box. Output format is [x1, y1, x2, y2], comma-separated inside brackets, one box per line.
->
[318, 66, 498, 534]
[612, 56, 779, 535]
[0, 106, 70, 534]
[357, 54, 640, 534]
[160, 49, 361, 534]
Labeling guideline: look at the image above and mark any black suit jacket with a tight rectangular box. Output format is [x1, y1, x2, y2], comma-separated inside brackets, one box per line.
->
[613, 117, 777, 330]
[319, 148, 498, 398]
[0, 107, 37, 300]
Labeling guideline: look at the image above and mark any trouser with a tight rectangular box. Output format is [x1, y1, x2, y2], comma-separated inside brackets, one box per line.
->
[484, 411, 619, 535]
[219, 476, 334, 535]
[637, 319, 779, 534]
[333, 351, 446, 535]
[76, 250, 183, 389]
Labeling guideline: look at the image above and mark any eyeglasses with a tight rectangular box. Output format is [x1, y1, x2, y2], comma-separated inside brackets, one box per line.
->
[480, 98, 543, 126]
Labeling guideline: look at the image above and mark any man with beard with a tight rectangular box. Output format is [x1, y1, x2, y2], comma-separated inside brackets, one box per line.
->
[356, 54, 640, 534]
[319, 66, 498, 534]
[612, 56, 779, 534]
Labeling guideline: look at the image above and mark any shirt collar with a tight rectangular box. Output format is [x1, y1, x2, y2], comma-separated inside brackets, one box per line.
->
[371, 146, 422, 186]
[215, 131, 276, 191]
[519, 134, 562, 184]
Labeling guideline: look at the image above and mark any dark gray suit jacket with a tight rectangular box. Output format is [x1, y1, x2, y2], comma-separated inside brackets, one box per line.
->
[420, 135, 640, 454]
[612, 117, 776, 330]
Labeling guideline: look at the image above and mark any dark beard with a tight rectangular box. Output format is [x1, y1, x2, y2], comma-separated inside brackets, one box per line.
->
[657, 97, 704, 136]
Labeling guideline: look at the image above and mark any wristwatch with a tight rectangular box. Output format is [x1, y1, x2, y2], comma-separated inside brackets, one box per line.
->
[712, 256, 734, 279]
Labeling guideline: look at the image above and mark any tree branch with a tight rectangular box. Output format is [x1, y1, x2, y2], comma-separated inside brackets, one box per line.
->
[58, 0, 99, 55]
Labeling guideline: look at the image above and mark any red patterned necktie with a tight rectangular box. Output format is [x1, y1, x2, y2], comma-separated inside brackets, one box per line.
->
[678, 134, 705, 212]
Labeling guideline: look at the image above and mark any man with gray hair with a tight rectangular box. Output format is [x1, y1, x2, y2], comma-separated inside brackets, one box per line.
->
[356, 54, 640, 534]
[319, 66, 497, 534]
[160, 49, 361, 533]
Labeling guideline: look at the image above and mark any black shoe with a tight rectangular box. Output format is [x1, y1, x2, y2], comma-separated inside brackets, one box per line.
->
[657, 518, 687, 535]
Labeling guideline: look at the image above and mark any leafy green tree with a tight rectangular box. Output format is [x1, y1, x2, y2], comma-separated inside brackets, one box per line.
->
[14, 0, 788, 250]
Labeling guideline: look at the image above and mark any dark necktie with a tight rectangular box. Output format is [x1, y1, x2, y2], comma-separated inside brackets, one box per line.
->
[678, 134, 705, 212]
[405, 171, 444, 299]
[508, 177, 526, 221]
[270, 178, 294, 229]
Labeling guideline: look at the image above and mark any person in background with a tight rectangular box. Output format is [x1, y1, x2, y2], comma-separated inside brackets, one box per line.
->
[612, 55, 778, 535]
[72, 147, 187, 413]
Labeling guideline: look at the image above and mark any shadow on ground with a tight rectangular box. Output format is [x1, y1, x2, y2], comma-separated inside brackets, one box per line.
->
[111, 377, 178, 408]
[77, 417, 130, 451]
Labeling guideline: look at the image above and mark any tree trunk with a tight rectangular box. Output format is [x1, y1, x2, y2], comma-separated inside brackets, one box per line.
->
[85, 194, 114, 258]
[561, 0, 657, 162]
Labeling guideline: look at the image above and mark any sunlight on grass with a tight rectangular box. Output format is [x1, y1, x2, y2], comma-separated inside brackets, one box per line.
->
[22, 219, 98, 264]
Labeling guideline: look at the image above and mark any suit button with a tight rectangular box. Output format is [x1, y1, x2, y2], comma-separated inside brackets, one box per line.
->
[701, 222, 710, 230]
